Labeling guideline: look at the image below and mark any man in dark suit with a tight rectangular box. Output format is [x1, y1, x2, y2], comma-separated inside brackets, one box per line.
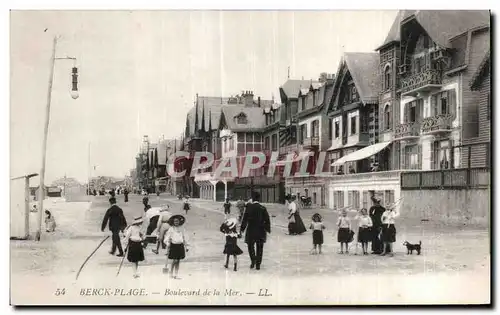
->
[369, 196, 386, 254]
[101, 197, 127, 257]
[240, 192, 271, 270]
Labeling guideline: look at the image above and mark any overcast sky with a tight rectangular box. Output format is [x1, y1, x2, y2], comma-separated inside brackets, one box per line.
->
[10, 10, 397, 184]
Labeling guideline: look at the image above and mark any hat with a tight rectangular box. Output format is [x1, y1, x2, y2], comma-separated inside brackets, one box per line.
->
[312, 213, 322, 221]
[168, 214, 185, 226]
[132, 216, 143, 225]
[224, 218, 238, 230]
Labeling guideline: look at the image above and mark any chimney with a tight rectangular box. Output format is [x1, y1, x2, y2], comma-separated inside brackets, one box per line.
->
[244, 90, 254, 107]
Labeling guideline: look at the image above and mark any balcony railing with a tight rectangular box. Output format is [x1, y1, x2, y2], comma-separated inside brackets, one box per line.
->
[394, 122, 420, 139]
[302, 136, 319, 147]
[421, 114, 453, 134]
[330, 170, 402, 183]
[401, 69, 442, 96]
[401, 167, 490, 189]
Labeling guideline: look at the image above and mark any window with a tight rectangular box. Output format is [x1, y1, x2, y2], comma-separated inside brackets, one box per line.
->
[350, 116, 357, 135]
[406, 99, 423, 123]
[432, 140, 451, 170]
[351, 86, 357, 101]
[329, 151, 341, 173]
[431, 90, 456, 116]
[236, 113, 247, 124]
[246, 133, 253, 142]
[223, 139, 227, 153]
[334, 191, 345, 209]
[311, 120, 319, 138]
[384, 104, 391, 130]
[384, 190, 394, 206]
[384, 66, 391, 90]
[410, 104, 416, 122]
[362, 191, 369, 209]
[229, 138, 234, 150]
[348, 191, 360, 210]
[404, 145, 420, 170]
[335, 121, 340, 138]
[237, 133, 245, 142]
[328, 118, 333, 140]
[265, 115, 269, 125]
[271, 134, 278, 151]
[299, 124, 307, 144]
[301, 97, 306, 111]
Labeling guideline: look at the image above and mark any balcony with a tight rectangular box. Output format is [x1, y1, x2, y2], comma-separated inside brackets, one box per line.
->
[301, 137, 319, 148]
[401, 167, 489, 189]
[394, 122, 420, 140]
[421, 114, 453, 135]
[401, 69, 442, 97]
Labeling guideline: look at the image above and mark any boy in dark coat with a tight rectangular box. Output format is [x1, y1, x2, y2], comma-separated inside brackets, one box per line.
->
[240, 192, 271, 270]
[369, 196, 386, 254]
[101, 197, 127, 256]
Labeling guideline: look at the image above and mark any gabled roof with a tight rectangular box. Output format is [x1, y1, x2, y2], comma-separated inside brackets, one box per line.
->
[470, 49, 490, 90]
[343, 52, 380, 104]
[186, 96, 230, 137]
[279, 79, 318, 100]
[220, 106, 266, 132]
[377, 10, 490, 50]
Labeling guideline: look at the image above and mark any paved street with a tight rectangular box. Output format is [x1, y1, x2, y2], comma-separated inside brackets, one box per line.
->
[11, 194, 490, 305]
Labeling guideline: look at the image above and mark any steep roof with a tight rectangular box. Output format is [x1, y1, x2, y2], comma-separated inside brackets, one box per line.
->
[344, 52, 380, 103]
[377, 10, 490, 50]
[470, 49, 490, 90]
[221, 106, 266, 132]
[279, 79, 318, 99]
[186, 96, 230, 137]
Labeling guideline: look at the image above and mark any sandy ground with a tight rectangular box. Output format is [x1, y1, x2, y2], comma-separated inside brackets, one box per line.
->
[10, 194, 490, 305]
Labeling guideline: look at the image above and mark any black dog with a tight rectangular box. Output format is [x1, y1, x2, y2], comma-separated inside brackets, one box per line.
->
[403, 241, 422, 255]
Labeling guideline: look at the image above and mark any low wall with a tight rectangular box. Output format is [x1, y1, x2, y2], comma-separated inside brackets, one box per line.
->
[401, 188, 490, 226]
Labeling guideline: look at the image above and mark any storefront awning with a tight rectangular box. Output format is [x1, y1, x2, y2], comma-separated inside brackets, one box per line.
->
[331, 141, 392, 166]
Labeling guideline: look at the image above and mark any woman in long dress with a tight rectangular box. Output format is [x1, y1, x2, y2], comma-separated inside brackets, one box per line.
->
[287, 195, 307, 235]
[44, 210, 56, 232]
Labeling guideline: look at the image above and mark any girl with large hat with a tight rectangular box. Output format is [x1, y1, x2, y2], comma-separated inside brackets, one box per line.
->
[220, 218, 243, 271]
[164, 214, 189, 279]
[124, 216, 146, 278]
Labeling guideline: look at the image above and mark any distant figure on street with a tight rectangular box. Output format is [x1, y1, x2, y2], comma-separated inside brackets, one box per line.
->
[236, 197, 245, 222]
[31, 204, 38, 213]
[223, 198, 231, 218]
[44, 210, 56, 232]
[240, 191, 271, 270]
[124, 188, 129, 203]
[109, 189, 116, 198]
[101, 197, 127, 257]
[369, 197, 386, 254]
[183, 196, 190, 214]
[93, 189, 97, 196]
[287, 195, 307, 235]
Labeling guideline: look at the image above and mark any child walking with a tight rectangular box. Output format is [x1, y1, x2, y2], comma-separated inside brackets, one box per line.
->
[355, 208, 373, 255]
[164, 214, 189, 279]
[183, 196, 190, 215]
[309, 213, 325, 254]
[220, 218, 243, 271]
[124, 216, 146, 278]
[337, 209, 351, 254]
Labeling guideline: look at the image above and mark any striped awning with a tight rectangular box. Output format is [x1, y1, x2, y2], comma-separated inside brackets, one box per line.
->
[332, 141, 392, 166]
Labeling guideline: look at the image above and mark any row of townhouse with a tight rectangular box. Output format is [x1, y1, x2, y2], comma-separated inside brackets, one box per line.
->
[171, 10, 490, 212]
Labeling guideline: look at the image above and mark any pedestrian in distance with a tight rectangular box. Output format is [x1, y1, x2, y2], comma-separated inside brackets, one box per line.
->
[164, 214, 189, 279]
[220, 218, 243, 271]
[309, 213, 325, 255]
[123, 216, 145, 278]
[124, 188, 129, 203]
[337, 209, 351, 254]
[183, 196, 190, 215]
[240, 191, 271, 270]
[44, 210, 57, 232]
[355, 208, 373, 255]
[223, 198, 231, 219]
[236, 197, 245, 222]
[101, 197, 127, 257]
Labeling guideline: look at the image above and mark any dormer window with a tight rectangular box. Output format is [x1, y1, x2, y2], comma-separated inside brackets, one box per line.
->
[236, 112, 247, 124]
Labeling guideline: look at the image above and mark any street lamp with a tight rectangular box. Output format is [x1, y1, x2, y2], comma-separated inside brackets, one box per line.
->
[36, 35, 80, 241]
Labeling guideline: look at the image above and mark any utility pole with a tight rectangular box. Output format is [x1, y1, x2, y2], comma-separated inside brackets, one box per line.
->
[36, 34, 79, 241]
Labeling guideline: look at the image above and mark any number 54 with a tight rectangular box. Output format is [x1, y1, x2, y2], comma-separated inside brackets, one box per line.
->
[55, 288, 66, 296]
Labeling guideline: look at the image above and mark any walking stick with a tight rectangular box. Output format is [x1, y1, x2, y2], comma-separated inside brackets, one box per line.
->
[76, 235, 110, 280]
[116, 244, 129, 277]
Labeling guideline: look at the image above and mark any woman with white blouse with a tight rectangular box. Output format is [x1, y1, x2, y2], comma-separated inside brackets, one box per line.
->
[380, 206, 399, 257]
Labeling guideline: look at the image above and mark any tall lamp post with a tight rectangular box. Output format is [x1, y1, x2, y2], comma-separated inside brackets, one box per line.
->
[36, 35, 79, 241]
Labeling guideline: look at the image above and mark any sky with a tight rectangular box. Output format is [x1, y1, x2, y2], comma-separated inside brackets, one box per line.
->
[10, 10, 398, 184]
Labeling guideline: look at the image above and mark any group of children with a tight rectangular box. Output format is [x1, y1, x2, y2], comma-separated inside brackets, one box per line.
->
[310, 205, 399, 256]
[122, 204, 189, 279]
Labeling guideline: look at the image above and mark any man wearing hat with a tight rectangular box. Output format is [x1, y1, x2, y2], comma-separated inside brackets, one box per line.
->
[101, 197, 127, 257]
[369, 195, 386, 254]
[240, 191, 271, 270]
